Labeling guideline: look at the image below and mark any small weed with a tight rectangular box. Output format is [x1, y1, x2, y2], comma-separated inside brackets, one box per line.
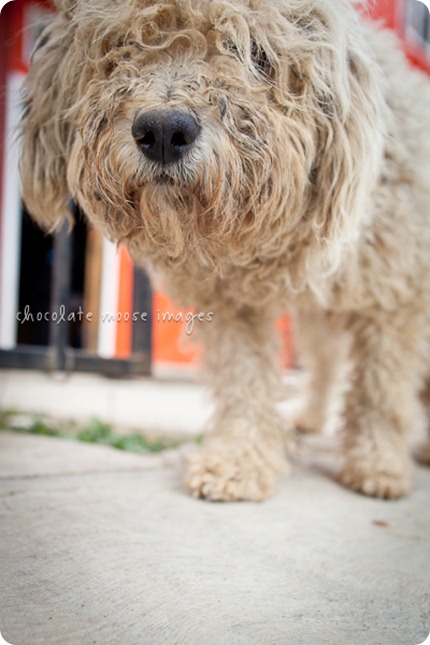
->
[0, 410, 196, 454]
[2, 414, 61, 438]
[76, 420, 112, 444]
[110, 434, 172, 453]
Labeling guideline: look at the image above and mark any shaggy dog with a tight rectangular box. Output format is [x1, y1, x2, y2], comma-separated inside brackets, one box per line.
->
[20, 0, 430, 501]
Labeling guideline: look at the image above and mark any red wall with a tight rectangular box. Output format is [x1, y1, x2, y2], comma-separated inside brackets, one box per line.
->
[362, 0, 430, 74]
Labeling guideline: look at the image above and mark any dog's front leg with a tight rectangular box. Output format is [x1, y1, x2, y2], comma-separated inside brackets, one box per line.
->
[185, 304, 288, 501]
[339, 312, 425, 499]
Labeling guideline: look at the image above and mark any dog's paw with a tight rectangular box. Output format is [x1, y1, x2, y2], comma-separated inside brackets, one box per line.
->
[338, 459, 413, 499]
[185, 436, 287, 502]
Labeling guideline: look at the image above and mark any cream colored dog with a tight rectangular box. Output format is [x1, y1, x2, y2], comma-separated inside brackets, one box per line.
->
[20, 0, 430, 500]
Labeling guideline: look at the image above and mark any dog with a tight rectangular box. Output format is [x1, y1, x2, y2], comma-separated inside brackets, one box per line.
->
[20, 0, 430, 501]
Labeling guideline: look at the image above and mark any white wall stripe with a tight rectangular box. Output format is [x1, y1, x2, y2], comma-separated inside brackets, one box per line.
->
[97, 237, 120, 358]
[0, 71, 25, 349]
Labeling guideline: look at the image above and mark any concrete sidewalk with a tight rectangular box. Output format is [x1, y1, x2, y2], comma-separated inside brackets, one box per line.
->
[0, 368, 213, 437]
[1, 422, 429, 645]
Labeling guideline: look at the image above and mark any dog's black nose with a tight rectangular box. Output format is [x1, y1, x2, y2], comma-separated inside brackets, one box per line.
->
[132, 110, 200, 165]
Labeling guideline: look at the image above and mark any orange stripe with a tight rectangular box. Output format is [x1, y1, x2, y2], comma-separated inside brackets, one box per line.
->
[152, 291, 201, 364]
[152, 292, 293, 369]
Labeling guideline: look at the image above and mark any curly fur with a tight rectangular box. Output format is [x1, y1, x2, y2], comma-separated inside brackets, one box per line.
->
[20, 0, 430, 500]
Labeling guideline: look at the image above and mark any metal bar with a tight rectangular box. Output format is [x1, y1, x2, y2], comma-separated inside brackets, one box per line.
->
[0, 347, 150, 377]
[45, 221, 72, 372]
[0, 347, 51, 371]
[132, 266, 152, 375]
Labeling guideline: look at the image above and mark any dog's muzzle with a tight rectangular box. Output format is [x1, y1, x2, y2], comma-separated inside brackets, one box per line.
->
[132, 109, 200, 165]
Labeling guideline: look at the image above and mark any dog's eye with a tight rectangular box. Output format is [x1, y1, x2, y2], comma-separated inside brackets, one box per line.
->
[224, 37, 272, 79]
[250, 39, 272, 78]
[104, 60, 117, 76]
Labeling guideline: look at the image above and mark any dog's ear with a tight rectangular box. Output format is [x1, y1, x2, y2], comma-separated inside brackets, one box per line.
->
[19, 11, 77, 231]
[310, 44, 385, 246]
[279, 7, 386, 274]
